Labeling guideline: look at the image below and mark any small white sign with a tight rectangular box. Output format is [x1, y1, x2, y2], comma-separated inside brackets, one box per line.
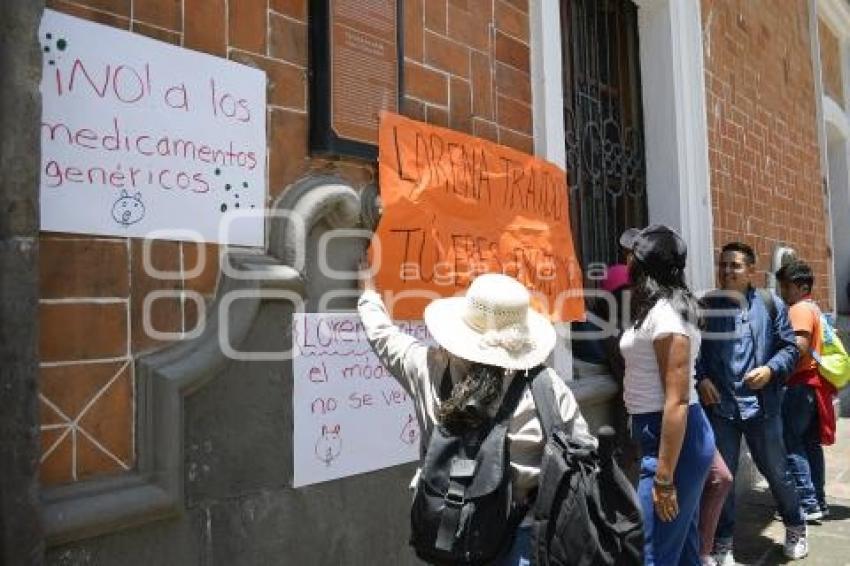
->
[39, 9, 267, 246]
[292, 313, 425, 487]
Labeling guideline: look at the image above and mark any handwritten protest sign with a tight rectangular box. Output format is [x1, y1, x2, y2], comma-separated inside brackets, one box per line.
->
[375, 112, 584, 322]
[39, 9, 266, 246]
[292, 313, 423, 487]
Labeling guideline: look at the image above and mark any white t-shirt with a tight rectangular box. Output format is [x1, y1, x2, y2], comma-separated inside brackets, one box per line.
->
[619, 298, 701, 414]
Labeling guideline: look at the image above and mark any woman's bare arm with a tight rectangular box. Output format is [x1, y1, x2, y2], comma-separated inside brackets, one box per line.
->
[653, 333, 692, 521]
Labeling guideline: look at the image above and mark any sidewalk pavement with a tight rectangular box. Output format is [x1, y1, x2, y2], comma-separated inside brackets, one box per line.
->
[733, 416, 850, 565]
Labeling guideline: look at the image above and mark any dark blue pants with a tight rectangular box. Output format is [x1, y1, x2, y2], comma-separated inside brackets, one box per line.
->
[496, 525, 530, 566]
[709, 412, 804, 543]
[632, 404, 715, 566]
[782, 384, 825, 511]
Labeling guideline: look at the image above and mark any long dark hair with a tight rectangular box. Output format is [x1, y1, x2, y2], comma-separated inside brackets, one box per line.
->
[438, 363, 504, 433]
[629, 258, 701, 330]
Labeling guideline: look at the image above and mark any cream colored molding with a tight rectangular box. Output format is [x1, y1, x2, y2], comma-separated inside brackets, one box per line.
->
[635, 0, 715, 293]
[818, 0, 850, 39]
[823, 95, 850, 141]
[530, 0, 573, 380]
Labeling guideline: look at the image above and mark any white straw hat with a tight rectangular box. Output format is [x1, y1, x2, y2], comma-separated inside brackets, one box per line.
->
[423, 273, 556, 370]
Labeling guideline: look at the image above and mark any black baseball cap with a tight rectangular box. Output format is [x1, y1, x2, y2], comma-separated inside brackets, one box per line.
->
[619, 224, 687, 269]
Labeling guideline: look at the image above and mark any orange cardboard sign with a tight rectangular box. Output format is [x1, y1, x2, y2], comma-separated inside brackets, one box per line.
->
[373, 112, 584, 322]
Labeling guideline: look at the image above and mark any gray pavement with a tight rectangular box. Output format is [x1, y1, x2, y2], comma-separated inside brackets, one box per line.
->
[733, 416, 850, 565]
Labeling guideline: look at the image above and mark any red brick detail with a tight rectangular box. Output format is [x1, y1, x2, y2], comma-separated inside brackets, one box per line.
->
[447, 3, 490, 52]
[270, 0, 306, 21]
[425, 31, 470, 78]
[183, 243, 220, 297]
[76, 367, 133, 477]
[471, 50, 494, 119]
[40, 303, 128, 362]
[404, 0, 424, 62]
[46, 0, 130, 29]
[425, 0, 447, 34]
[427, 104, 450, 127]
[269, 12, 308, 67]
[40, 428, 73, 486]
[133, 0, 182, 32]
[185, 0, 227, 56]
[404, 61, 449, 105]
[229, 0, 268, 55]
[502, 0, 528, 12]
[496, 95, 531, 134]
[231, 49, 306, 110]
[401, 96, 427, 122]
[495, 62, 531, 104]
[494, 31, 529, 73]
[268, 108, 308, 198]
[498, 127, 533, 154]
[472, 117, 499, 143]
[39, 361, 133, 485]
[131, 21, 181, 45]
[450, 77, 472, 133]
[702, 0, 832, 308]
[129, 239, 182, 354]
[40, 238, 129, 298]
[495, 0, 529, 43]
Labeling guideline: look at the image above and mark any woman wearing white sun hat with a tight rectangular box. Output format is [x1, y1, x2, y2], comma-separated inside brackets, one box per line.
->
[357, 269, 596, 565]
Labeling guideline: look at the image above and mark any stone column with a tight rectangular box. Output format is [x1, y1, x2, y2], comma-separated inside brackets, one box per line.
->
[0, 2, 45, 564]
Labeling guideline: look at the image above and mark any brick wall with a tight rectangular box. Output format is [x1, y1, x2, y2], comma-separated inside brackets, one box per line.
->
[39, 0, 532, 487]
[819, 18, 843, 106]
[403, 0, 533, 152]
[702, 0, 832, 307]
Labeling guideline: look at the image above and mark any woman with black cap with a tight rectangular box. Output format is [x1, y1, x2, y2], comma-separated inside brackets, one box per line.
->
[618, 225, 715, 565]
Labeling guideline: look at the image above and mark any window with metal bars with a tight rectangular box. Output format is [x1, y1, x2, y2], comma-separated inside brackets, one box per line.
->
[561, 0, 648, 276]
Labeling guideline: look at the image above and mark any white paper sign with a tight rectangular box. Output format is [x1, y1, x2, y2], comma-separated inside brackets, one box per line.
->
[39, 9, 267, 246]
[292, 313, 426, 487]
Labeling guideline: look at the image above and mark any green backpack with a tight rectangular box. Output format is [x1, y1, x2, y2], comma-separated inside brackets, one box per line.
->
[810, 312, 850, 390]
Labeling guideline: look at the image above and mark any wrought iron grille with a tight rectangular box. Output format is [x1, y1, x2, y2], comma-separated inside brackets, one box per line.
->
[561, 0, 648, 274]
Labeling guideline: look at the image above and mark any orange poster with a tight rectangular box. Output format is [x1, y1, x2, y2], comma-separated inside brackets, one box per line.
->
[373, 111, 585, 322]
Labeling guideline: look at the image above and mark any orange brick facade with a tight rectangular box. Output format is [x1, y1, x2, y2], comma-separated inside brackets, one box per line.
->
[701, 0, 832, 307]
[39, 0, 532, 486]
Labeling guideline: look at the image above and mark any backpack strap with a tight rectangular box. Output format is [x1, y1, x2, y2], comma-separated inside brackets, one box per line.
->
[495, 367, 537, 424]
[757, 288, 777, 322]
[433, 366, 531, 555]
[528, 366, 562, 440]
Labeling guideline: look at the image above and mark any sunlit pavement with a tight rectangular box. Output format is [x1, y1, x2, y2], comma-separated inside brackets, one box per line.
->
[732, 416, 850, 565]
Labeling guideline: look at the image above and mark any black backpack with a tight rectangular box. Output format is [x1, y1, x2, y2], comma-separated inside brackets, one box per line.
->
[409, 368, 533, 565]
[528, 372, 644, 566]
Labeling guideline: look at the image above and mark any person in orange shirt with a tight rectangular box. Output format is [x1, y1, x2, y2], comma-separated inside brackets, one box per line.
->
[776, 260, 837, 520]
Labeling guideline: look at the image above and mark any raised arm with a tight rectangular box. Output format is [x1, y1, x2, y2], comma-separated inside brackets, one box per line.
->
[356, 266, 429, 397]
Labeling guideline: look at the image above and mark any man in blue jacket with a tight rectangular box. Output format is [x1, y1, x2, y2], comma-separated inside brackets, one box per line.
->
[696, 242, 806, 564]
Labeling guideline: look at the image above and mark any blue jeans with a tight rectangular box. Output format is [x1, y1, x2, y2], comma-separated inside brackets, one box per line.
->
[782, 384, 825, 510]
[709, 411, 804, 542]
[633, 404, 715, 566]
[496, 525, 531, 566]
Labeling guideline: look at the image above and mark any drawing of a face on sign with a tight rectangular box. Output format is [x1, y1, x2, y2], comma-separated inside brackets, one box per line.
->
[315, 424, 342, 467]
[111, 190, 146, 227]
